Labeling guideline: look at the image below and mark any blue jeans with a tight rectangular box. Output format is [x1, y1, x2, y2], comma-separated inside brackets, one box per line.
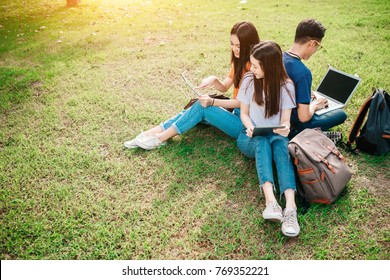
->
[289, 108, 347, 139]
[160, 101, 244, 139]
[237, 131, 296, 195]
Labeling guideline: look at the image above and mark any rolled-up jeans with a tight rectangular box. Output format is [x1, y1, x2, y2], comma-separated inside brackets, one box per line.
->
[160, 101, 244, 139]
[237, 131, 296, 195]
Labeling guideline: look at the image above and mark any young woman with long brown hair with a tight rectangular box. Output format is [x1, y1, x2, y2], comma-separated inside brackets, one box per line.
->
[124, 21, 260, 149]
[237, 41, 300, 237]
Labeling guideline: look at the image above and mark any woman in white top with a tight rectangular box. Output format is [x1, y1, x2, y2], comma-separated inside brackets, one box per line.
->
[237, 41, 300, 237]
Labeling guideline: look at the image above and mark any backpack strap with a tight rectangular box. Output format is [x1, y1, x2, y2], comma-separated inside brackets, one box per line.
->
[347, 89, 376, 146]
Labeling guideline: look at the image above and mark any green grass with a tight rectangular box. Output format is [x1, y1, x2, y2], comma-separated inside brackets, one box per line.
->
[1, 0, 389, 260]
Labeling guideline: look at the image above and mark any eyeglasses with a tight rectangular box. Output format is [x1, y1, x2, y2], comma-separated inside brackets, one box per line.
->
[313, 40, 323, 50]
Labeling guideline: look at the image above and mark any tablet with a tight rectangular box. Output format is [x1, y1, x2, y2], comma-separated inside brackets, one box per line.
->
[252, 125, 285, 136]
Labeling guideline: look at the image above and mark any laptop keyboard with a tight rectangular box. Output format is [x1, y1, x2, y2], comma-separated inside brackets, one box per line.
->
[326, 98, 338, 108]
[314, 94, 343, 115]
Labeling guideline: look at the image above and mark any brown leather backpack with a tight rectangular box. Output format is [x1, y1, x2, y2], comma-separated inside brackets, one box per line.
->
[288, 128, 352, 204]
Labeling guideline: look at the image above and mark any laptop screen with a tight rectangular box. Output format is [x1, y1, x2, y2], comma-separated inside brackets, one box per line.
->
[316, 68, 361, 104]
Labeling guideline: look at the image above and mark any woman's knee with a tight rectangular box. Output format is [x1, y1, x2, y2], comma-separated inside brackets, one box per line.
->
[237, 134, 257, 158]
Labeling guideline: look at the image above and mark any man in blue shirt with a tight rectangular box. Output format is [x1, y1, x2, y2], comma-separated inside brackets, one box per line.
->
[283, 19, 347, 139]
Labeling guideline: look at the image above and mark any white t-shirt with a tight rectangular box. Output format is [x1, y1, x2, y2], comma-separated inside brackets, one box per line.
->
[237, 74, 296, 127]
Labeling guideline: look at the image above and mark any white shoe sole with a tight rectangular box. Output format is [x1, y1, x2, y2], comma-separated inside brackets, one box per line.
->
[282, 228, 300, 237]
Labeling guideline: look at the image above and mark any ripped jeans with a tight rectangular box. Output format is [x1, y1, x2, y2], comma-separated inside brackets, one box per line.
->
[237, 131, 296, 195]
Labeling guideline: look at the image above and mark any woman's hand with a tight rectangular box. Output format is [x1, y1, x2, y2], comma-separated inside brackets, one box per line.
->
[246, 126, 255, 138]
[196, 76, 217, 89]
[273, 124, 290, 137]
[198, 94, 213, 108]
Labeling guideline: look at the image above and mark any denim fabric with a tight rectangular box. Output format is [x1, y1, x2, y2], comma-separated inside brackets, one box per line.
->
[289, 108, 347, 139]
[237, 131, 296, 195]
[160, 101, 244, 139]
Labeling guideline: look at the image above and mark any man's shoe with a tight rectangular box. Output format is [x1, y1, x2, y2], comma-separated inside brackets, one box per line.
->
[137, 134, 166, 150]
[323, 131, 342, 144]
[262, 201, 283, 223]
[282, 208, 300, 237]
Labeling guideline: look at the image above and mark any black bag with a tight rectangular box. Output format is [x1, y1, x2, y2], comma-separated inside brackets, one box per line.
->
[184, 94, 233, 112]
[347, 88, 390, 155]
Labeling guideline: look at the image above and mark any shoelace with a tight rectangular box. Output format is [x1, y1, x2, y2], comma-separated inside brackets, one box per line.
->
[142, 135, 162, 147]
[136, 132, 147, 140]
[140, 134, 156, 142]
[284, 211, 296, 228]
[269, 202, 281, 213]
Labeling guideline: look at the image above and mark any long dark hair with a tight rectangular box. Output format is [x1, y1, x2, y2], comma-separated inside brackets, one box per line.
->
[231, 21, 260, 89]
[249, 41, 289, 118]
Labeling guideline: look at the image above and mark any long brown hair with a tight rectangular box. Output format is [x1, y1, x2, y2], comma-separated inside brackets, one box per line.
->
[231, 21, 260, 89]
[249, 41, 289, 118]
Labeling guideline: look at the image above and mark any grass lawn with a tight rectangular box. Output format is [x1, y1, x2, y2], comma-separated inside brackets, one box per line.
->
[0, 0, 389, 260]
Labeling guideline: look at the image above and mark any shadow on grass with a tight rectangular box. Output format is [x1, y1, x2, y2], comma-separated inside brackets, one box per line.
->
[119, 117, 388, 259]
[0, 67, 42, 112]
[123, 125, 366, 259]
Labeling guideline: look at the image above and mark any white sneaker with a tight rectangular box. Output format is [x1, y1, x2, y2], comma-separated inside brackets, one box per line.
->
[123, 133, 146, 149]
[282, 208, 300, 237]
[124, 138, 139, 149]
[137, 134, 166, 150]
[262, 201, 283, 223]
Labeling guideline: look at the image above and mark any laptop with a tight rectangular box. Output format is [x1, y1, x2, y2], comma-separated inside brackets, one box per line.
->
[313, 67, 361, 115]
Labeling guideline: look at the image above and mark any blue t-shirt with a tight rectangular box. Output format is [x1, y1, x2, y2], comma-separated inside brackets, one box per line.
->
[283, 52, 312, 124]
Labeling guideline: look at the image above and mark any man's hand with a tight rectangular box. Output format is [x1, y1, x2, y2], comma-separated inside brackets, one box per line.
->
[313, 97, 328, 110]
